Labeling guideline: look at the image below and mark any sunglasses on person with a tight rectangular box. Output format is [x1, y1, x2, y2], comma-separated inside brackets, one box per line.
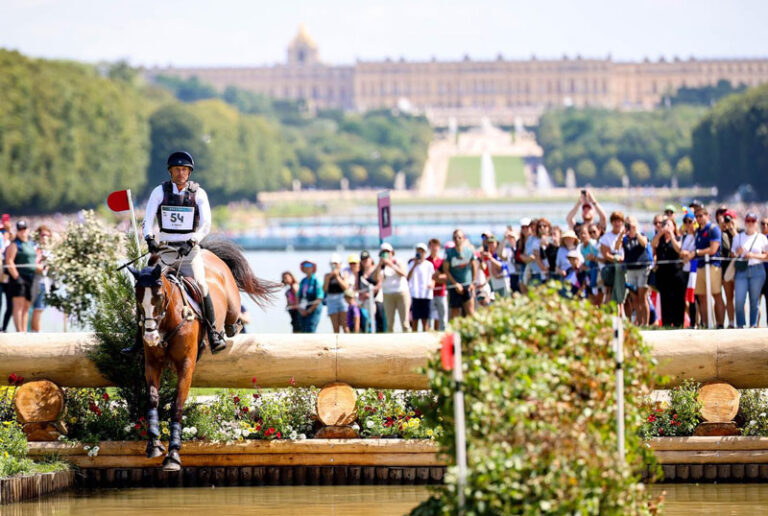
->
[664, 210, 674, 215]
[746, 218, 758, 223]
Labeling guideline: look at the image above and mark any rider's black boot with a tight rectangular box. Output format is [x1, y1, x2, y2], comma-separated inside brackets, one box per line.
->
[203, 294, 227, 354]
[121, 331, 142, 355]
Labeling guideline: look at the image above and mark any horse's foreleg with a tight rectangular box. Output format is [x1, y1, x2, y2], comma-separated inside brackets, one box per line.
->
[145, 360, 166, 459]
[163, 357, 194, 472]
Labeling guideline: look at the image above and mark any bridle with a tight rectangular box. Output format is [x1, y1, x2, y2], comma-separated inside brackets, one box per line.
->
[137, 272, 199, 348]
[137, 280, 171, 334]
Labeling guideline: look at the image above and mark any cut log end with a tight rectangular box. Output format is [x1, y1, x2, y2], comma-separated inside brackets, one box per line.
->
[317, 382, 357, 427]
[14, 379, 66, 423]
[698, 381, 740, 423]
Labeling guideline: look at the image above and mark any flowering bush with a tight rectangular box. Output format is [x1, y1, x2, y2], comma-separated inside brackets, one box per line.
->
[639, 380, 701, 438]
[357, 390, 440, 440]
[411, 286, 659, 515]
[1, 374, 24, 421]
[738, 390, 768, 436]
[45, 210, 125, 325]
[183, 387, 318, 442]
[64, 388, 133, 445]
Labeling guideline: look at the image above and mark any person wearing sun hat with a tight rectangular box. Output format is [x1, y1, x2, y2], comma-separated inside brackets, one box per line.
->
[374, 242, 411, 332]
[664, 204, 678, 221]
[297, 258, 324, 333]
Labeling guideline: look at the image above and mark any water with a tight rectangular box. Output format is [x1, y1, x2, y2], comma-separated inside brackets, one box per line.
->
[7, 486, 431, 516]
[8, 484, 768, 515]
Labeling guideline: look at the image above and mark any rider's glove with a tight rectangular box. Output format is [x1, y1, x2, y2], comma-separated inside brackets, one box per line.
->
[145, 235, 160, 254]
[178, 239, 196, 257]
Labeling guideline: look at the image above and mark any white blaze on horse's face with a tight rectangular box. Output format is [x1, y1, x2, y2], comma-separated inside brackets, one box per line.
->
[141, 288, 162, 348]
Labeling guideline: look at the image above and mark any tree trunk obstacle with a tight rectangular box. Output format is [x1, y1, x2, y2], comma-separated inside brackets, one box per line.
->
[4, 329, 768, 389]
[694, 381, 741, 436]
[13, 379, 67, 441]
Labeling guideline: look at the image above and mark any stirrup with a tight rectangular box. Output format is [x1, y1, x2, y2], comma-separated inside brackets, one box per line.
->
[209, 330, 227, 354]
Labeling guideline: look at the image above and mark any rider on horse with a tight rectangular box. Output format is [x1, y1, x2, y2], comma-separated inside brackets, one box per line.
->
[137, 150, 227, 354]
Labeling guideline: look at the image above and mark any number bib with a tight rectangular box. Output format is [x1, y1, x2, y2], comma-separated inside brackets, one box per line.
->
[160, 206, 195, 232]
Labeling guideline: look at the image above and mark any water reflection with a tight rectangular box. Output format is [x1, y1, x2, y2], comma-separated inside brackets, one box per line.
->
[650, 484, 768, 515]
[11, 484, 768, 515]
[8, 485, 431, 516]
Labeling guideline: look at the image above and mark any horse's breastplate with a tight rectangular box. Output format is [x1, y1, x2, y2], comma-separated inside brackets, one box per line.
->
[157, 181, 200, 234]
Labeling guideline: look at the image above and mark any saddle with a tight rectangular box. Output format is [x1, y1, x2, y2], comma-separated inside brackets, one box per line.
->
[165, 272, 204, 321]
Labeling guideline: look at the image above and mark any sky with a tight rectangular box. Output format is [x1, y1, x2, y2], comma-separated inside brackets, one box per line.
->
[1, 0, 767, 67]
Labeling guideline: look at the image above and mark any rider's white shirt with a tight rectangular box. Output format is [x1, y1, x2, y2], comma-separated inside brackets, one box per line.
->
[142, 182, 212, 243]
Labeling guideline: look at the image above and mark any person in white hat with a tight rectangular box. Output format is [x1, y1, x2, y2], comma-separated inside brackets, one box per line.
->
[555, 230, 580, 279]
[374, 242, 411, 332]
[323, 252, 352, 333]
[407, 243, 435, 332]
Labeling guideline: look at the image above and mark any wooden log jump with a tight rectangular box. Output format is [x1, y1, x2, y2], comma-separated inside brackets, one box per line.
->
[2, 329, 768, 389]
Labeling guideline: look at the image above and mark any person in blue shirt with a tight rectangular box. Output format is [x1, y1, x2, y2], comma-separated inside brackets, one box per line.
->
[693, 207, 725, 327]
[297, 260, 325, 333]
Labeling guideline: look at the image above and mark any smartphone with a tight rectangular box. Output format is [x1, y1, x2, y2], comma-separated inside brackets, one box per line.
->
[624, 223, 630, 231]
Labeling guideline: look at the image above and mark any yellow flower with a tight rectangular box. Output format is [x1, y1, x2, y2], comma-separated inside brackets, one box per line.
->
[69, 417, 78, 424]
[162, 427, 170, 435]
[426, 429, 434, 437]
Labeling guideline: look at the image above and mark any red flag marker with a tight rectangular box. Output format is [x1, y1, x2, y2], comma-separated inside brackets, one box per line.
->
[441, 332, 454, 371]
[107, 190, 130, 212]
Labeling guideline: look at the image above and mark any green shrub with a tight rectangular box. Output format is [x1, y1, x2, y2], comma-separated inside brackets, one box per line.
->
[738, 390, 768, 436]
[639, 380, 701, 438]
[412, 286, 658, 515]
[0, 421, 68, 478]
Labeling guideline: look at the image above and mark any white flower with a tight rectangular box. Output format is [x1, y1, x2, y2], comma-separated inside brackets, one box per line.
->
[57, 435, 67, 441]
[123, 424, 132, 434]
[87, 446, 100, 457]
[366, 420, 375, 429]
[760, 413, 766, 418]
[351, 423, 360, 431]
[298, 434, 307, 440]
[289, 431, 298, 440]
[164, 403, 172, 411]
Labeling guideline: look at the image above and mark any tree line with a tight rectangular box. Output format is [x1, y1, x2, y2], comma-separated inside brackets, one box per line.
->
[691, 82, 768, 199]
[537, 106, 704, 187]
[0, 51, 432, 213]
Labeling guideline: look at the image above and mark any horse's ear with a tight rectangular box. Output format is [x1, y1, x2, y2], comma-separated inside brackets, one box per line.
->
[127, 266, 139, 279]
[151, 264, 162, 281]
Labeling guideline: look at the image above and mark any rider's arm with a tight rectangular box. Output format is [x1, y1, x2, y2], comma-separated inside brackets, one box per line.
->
[191, 188, 212, 243]
[142, 185, 163, 239]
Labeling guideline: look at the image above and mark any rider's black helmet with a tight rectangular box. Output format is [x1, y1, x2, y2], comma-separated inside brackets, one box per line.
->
[167, 151, 195, 171]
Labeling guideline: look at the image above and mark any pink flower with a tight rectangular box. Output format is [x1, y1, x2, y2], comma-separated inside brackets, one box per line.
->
[289, 377, 296, 386]
[377, 391, 384, 401]
[251, 376, 258, 384]
[233, 396, 240, 404]
[102, 392, 110, 401]
[648, 415, 656, 423]
[276, 432, 281, 439]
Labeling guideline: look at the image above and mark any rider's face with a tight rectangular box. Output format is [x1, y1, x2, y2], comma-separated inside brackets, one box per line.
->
[169, 166, 191, 185]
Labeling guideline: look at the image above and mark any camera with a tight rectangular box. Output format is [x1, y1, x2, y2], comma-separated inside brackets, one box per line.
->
[581, 189, 587, 196]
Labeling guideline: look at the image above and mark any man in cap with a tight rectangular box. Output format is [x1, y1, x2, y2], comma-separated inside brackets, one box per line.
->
[567, 189, 607, 232]
[137, 150, 227, 353]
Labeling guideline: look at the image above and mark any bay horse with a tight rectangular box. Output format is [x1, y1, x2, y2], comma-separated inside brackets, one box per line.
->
[128, 236, 276, 471]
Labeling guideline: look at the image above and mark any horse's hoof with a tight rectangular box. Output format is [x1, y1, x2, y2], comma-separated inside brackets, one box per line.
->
[146, 440, 166, 459]
[162, 450, 182, 472]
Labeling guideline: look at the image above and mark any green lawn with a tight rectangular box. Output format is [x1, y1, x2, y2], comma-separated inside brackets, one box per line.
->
[445, 156, 481, 188]
[445, 155, 526, 189]
[492, 155, 526, 187]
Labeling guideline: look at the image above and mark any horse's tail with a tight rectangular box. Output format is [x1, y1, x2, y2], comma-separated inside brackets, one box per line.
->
[200, 235, 280, 307]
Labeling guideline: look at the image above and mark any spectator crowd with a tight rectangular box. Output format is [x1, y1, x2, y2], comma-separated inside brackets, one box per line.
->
[1, 214, 54, 333]
[280, 190, 768, 333]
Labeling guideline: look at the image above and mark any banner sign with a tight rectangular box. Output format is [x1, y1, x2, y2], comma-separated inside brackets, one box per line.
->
[377, 191, 392, 240]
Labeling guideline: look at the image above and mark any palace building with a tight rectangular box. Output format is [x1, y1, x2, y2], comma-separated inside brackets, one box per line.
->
[149, 26, 768, 126]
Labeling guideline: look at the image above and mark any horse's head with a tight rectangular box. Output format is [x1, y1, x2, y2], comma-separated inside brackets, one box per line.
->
[128, 264, 167, 348]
